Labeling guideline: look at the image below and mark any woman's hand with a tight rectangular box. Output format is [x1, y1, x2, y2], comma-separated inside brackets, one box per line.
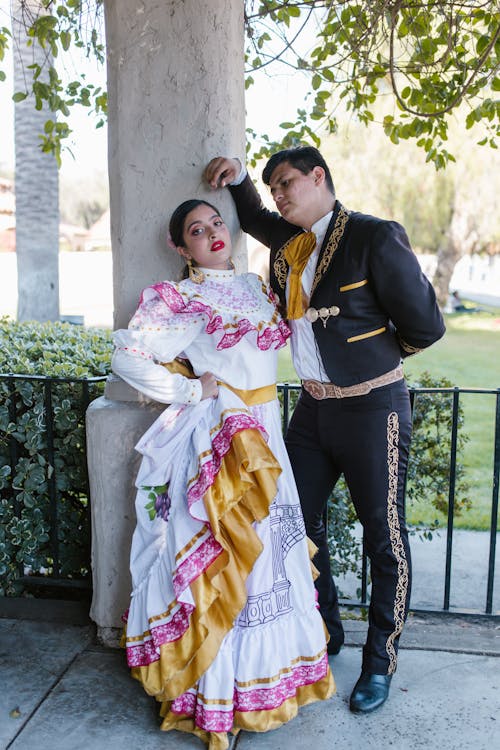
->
[204, 157, 241, 189]
[199, 372, 219, 400]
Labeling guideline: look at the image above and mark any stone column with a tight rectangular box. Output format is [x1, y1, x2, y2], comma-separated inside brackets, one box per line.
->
[87, 0, 245, 645]
[105, 0, 246, 329]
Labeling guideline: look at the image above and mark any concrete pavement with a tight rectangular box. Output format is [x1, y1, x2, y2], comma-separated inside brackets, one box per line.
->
[338, 527, 500, 615]
[1, 613, 499, 750]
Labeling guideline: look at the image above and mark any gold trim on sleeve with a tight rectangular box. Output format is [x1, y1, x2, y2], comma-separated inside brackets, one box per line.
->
[347, 326, 386, 343]
[398, 336, 423, 355]
[339, 279, 368, 292]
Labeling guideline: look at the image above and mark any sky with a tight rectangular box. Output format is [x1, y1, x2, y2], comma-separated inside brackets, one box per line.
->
[0, 0, 312, 181]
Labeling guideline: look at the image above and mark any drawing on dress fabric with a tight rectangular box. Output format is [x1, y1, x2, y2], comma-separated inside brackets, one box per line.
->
[237, 503, 305, 627]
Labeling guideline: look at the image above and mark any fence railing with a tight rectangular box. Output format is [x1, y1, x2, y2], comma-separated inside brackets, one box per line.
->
[1, 376, 498, 617]
[0, 373, 107, 596]
[278, 383, 499, 618]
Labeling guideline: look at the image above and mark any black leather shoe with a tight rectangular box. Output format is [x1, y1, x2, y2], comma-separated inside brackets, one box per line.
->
[349, 672, 392, 713]
[326, 634, 344, 655]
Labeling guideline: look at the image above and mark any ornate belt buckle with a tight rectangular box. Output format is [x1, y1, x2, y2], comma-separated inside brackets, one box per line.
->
[307, 380, 327, 400]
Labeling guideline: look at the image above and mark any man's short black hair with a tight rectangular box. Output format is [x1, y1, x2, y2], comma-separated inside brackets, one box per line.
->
[262, 146, 335, 195]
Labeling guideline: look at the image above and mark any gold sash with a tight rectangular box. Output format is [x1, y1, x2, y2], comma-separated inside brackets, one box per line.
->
[217, 382, 277, 406]
[161, 360, 277, 406]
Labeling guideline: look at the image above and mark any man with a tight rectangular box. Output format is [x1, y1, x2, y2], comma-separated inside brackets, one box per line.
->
[204, 148, 445, 713]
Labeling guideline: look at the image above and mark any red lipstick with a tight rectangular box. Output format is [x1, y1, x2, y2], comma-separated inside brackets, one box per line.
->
[211, 241, 225, 252]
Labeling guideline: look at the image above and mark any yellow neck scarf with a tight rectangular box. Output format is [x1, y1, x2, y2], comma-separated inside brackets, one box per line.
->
[283, 231, 317, 319]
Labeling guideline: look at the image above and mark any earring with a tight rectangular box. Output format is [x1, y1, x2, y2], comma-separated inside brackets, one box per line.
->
[187, 257, 204, 284]
[228, 258, 235, 270]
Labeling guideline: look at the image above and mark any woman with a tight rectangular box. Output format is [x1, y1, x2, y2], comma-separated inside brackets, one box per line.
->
[112, 200, 335, 749]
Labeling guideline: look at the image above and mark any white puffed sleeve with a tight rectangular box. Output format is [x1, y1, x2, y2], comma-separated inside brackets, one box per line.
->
[112, 282, 207, 405]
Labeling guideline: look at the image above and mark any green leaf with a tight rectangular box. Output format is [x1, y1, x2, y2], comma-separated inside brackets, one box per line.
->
[398, 19, 409, 38]
[476, 35, 491, 56]
[12, 92, 28, 103]
[60, 30, 71, 51]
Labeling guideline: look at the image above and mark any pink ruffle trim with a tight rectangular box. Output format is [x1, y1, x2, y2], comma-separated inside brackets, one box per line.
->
[187, 412, 268, 511]
[169, 655, 330, 731]
[146, 282, 290, 351]
[127, 604, 194, 667]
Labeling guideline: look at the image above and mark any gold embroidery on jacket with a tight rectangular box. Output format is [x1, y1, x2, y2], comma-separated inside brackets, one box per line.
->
[340, 279, 368, 292]
[347, 326, 386, 343]
[385, 411, 409, 675]
[310, 206, 350, 297]
[273, 232, 302, 291]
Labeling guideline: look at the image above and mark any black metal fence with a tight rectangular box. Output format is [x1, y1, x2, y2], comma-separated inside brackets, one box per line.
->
[0, 373, 107, 596]
[1, 375, 498, 617]
[279, 383, 499, 618]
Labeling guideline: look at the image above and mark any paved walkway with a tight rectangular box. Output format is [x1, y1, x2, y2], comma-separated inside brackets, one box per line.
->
[1, 613, 499, 750]
[338, 527, 499, 614]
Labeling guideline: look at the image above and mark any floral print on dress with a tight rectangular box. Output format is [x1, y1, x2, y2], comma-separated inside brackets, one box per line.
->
[129, 275, 290, 352]
[143, 483, 172, 522]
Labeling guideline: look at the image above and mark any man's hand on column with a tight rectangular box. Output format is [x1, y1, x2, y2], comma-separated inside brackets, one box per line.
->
[204, 157, 241, 189]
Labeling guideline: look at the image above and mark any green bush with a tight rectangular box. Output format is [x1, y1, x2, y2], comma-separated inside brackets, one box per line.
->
[0, 318, 112, 596]
[406, 372, 470, 535]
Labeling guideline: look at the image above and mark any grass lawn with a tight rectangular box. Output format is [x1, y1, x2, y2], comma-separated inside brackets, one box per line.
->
[277, 304, 500, 532]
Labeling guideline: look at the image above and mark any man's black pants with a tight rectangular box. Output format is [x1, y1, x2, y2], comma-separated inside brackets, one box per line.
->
[285, 379, 412, 675]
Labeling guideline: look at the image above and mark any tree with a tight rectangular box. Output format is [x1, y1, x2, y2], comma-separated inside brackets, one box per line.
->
[431, 150, 500, 305]
[1, 0, 106, 166]
[245, 1, 500, 169]
[1, 2, 498, 168]
[12, 0, 59, 321]
[316, 105, 499, 305]
[1, 1, 498, 318]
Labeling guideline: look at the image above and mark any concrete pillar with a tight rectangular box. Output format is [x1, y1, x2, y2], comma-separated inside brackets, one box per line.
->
[88, 0, 245, 645]
[105, 0, 246, 329]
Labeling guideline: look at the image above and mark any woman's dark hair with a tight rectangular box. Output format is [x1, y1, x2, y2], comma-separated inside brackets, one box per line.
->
[169, 199, 221, 248]
[262, 146, 335, 195]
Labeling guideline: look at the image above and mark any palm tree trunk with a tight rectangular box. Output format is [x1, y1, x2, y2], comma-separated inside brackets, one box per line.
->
[12, 0, 59, 322]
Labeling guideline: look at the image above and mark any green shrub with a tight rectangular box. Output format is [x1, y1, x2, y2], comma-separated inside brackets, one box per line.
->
[0, 318, 112, 596]
[406, 371, 470, 535]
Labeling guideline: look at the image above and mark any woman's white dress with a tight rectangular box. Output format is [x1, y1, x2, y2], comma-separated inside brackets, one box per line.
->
[112, 268, 334, 749]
